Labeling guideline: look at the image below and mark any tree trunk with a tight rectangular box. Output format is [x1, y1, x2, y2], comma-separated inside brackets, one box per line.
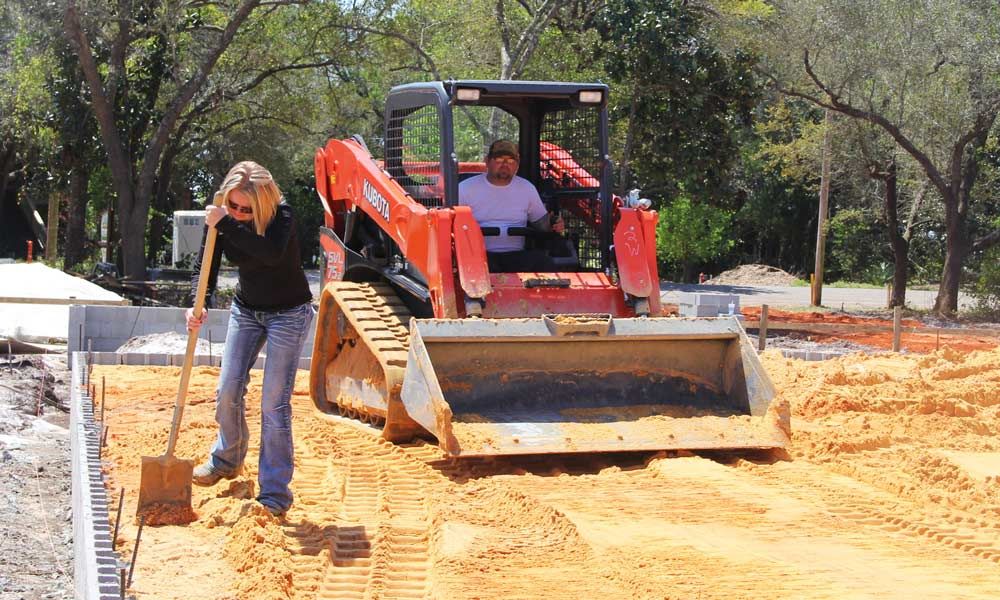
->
[934, 199, 967, 315]
[881, 161, 908, 308]
[63, 144, 90, 269]
[619, 90, 639, 193]
[681, 261, 697, 283]
[0, 142, 17, 204]
[63, 0, 261, 282]
[148, 144, 179, 265]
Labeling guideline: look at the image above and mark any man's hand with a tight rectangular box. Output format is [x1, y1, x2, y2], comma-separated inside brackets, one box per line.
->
[551, 213, 565, 234]
[185, 307, 208, 332]
[205, 205, 228, 228]
[530, 211, 566, 234]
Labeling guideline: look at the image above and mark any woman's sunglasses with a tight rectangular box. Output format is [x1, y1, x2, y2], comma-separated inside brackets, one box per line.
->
[227, 198, 253, 215]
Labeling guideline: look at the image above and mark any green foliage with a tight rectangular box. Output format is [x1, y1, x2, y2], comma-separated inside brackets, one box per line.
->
[656, 195, 734, 278]
[968, 247, 1000, 316]
[283, 175, 326, 269]
[825, 207, 886, 284]
[752, 98, 826, 189]
[600, 0, 762, 200]
[728, 137, 818, 275]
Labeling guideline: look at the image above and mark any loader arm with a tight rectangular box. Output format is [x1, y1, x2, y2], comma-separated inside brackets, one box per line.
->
[316, 138, 465, 317]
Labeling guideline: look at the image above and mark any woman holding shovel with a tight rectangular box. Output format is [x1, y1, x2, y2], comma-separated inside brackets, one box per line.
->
[185, 160, 314, 517]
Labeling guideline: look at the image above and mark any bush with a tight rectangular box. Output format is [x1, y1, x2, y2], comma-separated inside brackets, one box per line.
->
[656, 195, 734, 281]
[968, 247, 1000, 316]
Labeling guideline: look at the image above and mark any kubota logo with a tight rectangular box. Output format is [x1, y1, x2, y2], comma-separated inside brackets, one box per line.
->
[362, 179, 390, 222]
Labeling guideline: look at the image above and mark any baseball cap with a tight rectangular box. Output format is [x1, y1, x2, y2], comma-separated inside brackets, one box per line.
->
[487, 139, 519, 160]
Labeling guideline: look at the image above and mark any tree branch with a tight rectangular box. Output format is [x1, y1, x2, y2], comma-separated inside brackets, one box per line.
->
[972, 229, 1000, 253]
[794, 49, 954, 203]
[138, 0, 263, 190]
[338, 24, 444, 80]
[63, 0, 132, 189]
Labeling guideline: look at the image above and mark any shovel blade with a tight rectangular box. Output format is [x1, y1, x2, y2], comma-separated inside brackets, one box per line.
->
[137, 454, 194, 513]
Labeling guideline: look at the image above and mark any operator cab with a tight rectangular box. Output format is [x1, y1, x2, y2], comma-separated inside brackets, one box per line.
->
[382, 80, 613, 274]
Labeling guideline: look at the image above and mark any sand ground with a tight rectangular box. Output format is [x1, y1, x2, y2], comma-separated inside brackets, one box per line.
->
[93, 345, 1000, 599]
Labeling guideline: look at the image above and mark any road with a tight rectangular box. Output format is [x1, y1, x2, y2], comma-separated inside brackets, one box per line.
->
[660, 281, 975, 311]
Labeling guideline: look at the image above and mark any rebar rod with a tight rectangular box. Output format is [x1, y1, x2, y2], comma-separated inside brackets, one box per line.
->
[112, 487, 125, 548]
[127, 515, 145, 587]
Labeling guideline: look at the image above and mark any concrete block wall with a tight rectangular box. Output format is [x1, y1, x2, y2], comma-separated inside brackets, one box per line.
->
[71, 353, 123, 600]
[67, 305, 316, 362]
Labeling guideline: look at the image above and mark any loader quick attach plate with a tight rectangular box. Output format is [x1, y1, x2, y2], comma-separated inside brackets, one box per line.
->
[399, 316, 790, 457]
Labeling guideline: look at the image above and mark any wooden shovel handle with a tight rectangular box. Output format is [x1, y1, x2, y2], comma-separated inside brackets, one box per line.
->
[165, 192, 224, 457]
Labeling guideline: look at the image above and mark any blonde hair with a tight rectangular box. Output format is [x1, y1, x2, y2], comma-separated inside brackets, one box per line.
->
[214, 161, 282, 235]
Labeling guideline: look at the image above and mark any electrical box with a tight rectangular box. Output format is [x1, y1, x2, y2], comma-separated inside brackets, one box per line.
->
[172, 211, 205, 268]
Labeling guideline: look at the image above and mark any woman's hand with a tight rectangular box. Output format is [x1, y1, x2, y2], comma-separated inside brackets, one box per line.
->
[186, 307, 208, 331]
[205, 205, 228, 228]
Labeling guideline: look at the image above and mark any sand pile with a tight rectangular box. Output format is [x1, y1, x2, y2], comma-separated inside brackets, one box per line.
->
[116, 332, 225, 355]
[710, 264, 800, 286]
[94, 348, 1000, 599]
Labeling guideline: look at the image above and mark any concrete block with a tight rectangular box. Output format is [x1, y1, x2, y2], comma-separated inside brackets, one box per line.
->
[679, 303, 722, 317]
[146, 354, 170, 366]
[67, 305, 86, 353]
[122, 353, 150, 366]
[92, 352, 118, 365]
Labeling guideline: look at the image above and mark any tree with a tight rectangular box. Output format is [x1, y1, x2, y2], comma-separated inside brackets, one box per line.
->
[62, 0, 277, 280]
[600, 0, 762, 199]
[0, 3, 60, 257]
[752, 0, 1000, 315]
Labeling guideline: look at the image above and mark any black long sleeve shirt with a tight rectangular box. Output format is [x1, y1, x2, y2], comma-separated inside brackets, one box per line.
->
[191, 203, 312, 311]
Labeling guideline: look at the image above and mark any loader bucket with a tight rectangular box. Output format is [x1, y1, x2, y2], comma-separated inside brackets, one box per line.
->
[400, 315, 789, 457]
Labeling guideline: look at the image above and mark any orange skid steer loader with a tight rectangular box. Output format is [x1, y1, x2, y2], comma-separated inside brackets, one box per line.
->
[310, 80, 789, 457]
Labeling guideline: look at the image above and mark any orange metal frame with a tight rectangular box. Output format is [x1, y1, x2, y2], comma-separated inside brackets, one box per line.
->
[314, 138, 661, 319]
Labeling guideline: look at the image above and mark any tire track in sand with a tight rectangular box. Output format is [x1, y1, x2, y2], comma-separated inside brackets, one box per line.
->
[734, 458, 1000, 565]
[291, 414, 432, 600]
[493, 454, 1000, 599]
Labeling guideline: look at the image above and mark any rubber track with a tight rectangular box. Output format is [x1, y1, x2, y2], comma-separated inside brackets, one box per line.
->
[329, 281, 411, 373]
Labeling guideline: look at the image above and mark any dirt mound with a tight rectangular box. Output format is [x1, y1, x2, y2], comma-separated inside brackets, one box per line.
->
[710, 264, 800, 286]
[93, 354, 1000, 598]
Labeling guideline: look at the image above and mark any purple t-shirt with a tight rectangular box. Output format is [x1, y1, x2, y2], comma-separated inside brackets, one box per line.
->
[458, 174, 547, 252]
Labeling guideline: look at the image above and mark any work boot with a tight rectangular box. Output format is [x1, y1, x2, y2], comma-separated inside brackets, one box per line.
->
[192, 463, 240, 487]
[260, 503, 287, 517]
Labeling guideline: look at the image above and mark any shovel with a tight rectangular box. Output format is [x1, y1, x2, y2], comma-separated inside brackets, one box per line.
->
[137, 193, 223, 516]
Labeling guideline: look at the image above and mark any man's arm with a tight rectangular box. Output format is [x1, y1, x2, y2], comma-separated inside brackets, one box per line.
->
[530, 215, 554, 232]
[525, 181, 564, 233]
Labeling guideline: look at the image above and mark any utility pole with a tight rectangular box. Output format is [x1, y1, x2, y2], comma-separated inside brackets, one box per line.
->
[811, 110, 832, 307]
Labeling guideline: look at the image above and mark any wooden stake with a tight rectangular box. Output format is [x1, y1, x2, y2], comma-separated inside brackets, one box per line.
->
[758, 304, 769, 352]
[892, 306, 902, 352]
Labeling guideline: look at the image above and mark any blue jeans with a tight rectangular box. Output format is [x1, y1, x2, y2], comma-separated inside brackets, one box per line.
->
[207, 298, 314, 512]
